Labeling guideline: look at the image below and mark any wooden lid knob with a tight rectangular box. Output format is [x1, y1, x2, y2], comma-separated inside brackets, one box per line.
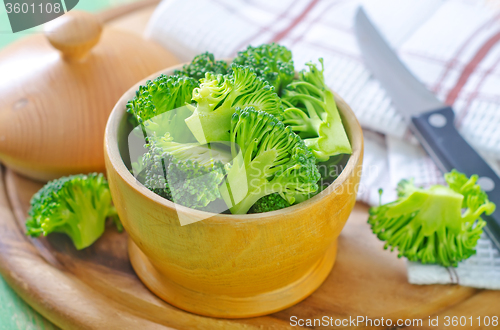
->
[44, 11, 102, 61]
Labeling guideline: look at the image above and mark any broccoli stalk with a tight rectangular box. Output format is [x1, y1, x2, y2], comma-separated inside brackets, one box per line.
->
[219, 107, 320, 214]
[184, 65, 282, 144]
[175, 52, 228, 80]
[141, 133, 231, 209]
[232, 43, 295, 95]
[282, 59, 352, 162]
[26, 173, 122, 250]
[368, 170, 496, 267]
[126, 74, 198, 128]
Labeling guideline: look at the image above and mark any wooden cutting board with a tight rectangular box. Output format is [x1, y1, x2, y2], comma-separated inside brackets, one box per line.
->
[2, 165, 499, 330]
[1, 2, 499, 329]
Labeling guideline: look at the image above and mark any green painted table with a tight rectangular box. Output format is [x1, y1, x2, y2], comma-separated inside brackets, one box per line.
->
[0, 2, 141, 328]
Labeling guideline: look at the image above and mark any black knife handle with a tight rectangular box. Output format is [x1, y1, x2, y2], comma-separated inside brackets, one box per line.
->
[411, 106, 500, 247]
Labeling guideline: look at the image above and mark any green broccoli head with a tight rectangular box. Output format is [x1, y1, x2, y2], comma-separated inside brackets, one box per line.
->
[445, 170, 493, 212]
[249, 193, 290, 213]
[126, 74, 198, 128]
[219, 107, 320, 214]
[232, 43, 295, 95]
[25, 173, 121, 250]
[368, 170, 496, 267]
[248, 155, 339, 214]
[175, 52, 228, 80]
[141, 133, 231, 209]
[185, 65, 283, 144]
[282, 59, 352, 162]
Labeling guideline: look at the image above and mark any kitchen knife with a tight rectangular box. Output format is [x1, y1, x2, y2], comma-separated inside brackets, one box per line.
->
[354, 7, 500, 251]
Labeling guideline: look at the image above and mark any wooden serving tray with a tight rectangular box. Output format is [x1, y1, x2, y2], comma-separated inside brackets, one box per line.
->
[1, 2, 499, 329]
[1, 165, 499, 330]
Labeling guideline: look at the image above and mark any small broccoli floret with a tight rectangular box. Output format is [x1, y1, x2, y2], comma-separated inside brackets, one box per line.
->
[249, 193, 291, 213]
[25, 173, 122, 250]
[175, 52, 228, 80]
[232, 43, 295, 95]
[219, 107, 320, 214]
[141, 133, 231, 209]
[126, 74, 198, 128]
[282, 59, 352, 162]
[185, 65, 282, 144]
[368, 170, 496, 267]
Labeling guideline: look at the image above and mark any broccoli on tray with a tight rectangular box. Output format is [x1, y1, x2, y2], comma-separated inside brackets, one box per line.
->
[368, 170, 496, 267]
[219, 107, 320, 214]
[282, 59, 352, 162]
[26, 173, 122, 250]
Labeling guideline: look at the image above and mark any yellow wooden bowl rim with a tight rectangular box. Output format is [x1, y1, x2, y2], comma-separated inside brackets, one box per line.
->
[105, 63, 363, 224]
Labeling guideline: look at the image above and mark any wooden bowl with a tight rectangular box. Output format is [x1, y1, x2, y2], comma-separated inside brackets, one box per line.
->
[104, 64, 364, 318]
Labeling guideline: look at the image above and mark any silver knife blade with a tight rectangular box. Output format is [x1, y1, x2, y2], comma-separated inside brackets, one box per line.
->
[354, 7, 444, 118]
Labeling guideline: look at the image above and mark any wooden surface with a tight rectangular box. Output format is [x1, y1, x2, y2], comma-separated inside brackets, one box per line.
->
[2, 166, 496, 329]
[0, 277, 57, 330]
[0, 1, 499, 329]
[0, 9, 179, 182]
[0, 1, 162, 328]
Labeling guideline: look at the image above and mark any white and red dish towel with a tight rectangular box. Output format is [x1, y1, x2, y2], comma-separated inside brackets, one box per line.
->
[146, 0, 500, 289]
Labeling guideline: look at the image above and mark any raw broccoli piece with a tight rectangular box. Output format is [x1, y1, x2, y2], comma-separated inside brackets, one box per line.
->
[25, 173, 122, 250]
[249, 193, 291, 213]
[261, 155, 345, 210]
[232, 43, 295, 95]
[249, 161, 335, 213]
[368, 170, 496, 267]
[185, 65, 282, 144]
[126, 74, 198, 128]
[143, 105, 198, 144]
[219, 107, 320, 214]
[175, 52, 228, 80]
[282, 59, 352, 162]
[141, 133, 231, 209]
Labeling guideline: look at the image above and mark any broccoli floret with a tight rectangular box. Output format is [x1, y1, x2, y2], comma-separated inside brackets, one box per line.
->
[219, 107, 320, 214]
[249, 160, 337, 213]
[249, 193, 291, 213]
[126, 74, 198, 128]
[142, 105, 198, 143]
[232, 43, 295, 95]
[251, 155, 345, 212]
[175, 52, 228, 80]
[282, 59, 352, 162]
[25, 173, 122, 250]
[141, 133, 231, 209]
[368, 170, 496, 267]
[185, 65, 282, 144]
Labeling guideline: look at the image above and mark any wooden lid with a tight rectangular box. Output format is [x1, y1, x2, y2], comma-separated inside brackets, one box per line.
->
[0, 11, 179, 181]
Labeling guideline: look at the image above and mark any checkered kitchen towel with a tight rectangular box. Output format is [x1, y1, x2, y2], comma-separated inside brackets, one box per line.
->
[145, 0, 500, 289]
